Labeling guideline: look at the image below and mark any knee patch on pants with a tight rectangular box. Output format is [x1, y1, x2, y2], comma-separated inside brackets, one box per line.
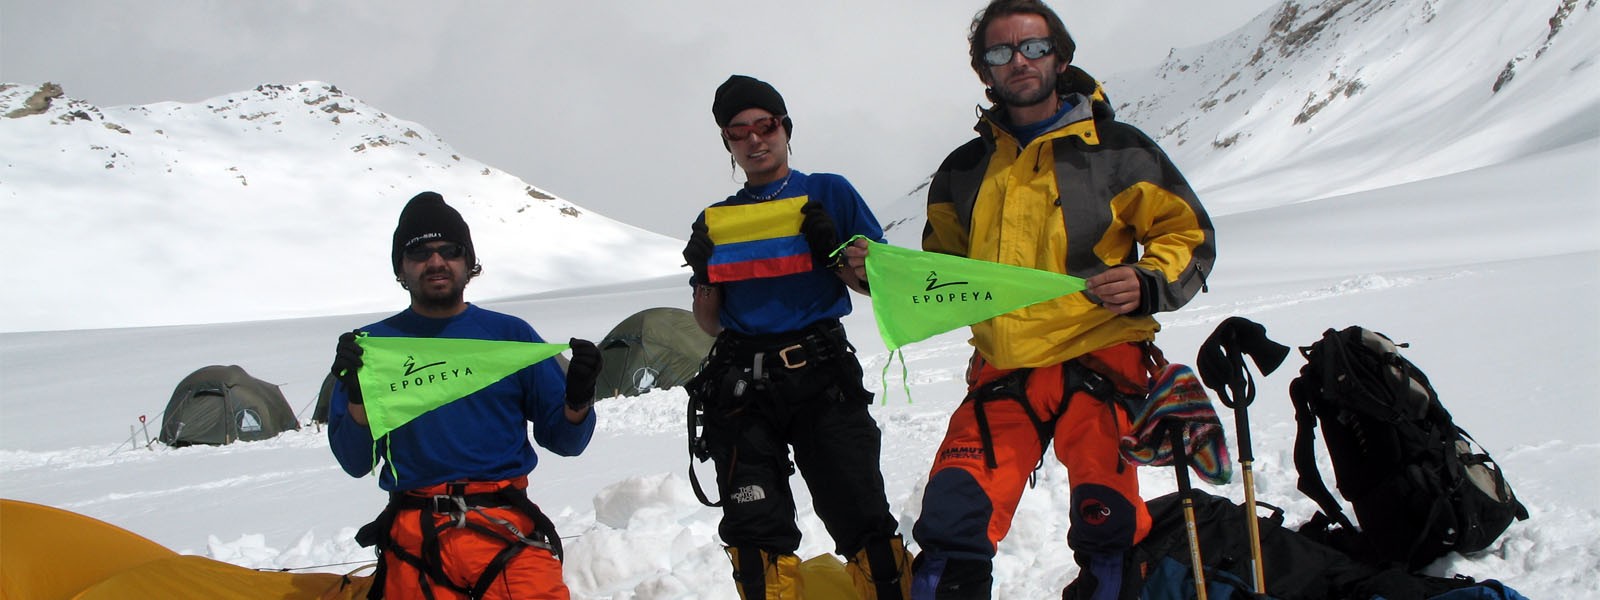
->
[1067, 483, 1137, 555]
[912, 468, 995, 559]
[910, 554, 993, 600]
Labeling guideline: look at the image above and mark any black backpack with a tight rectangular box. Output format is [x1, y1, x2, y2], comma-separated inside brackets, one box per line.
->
[1065, 489, 1487, 600]
[1289, 326, 1529, 570]
[1130, 490, 1375, 599]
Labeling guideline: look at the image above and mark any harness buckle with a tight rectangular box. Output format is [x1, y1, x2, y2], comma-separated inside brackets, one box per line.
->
[432, 494, 470, 528]
[778, 344, 808, 369]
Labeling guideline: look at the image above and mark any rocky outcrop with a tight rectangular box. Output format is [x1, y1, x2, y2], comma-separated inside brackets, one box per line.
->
[3, 82, 64, 118]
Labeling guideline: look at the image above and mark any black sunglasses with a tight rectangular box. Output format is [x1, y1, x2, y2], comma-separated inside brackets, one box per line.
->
[721, 116, 784, 141]
[982, 38, 1054, 66]
[403, 242, 467, 261]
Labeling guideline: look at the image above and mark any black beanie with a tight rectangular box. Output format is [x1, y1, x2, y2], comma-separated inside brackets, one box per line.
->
[391, 191, 474, 274]
[712, 75, 791, 134]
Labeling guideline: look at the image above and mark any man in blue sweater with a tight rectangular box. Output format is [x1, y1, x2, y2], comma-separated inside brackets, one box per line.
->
[327, 191, 601, 600]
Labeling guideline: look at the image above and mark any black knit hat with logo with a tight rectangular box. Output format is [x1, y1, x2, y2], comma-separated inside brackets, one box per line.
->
[391, 191, 475, 275]
[712, 75, 793, 138]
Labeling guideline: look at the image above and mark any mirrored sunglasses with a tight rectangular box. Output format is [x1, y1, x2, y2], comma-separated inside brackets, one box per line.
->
[721, 116, 783, 141]
[982, 38, 1055, 66]
[403, 242, 467, 261]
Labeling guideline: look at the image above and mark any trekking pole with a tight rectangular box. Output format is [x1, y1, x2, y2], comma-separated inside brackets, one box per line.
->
[1168, 424, 1208, 600]
[1232, 403, 1266, 596]
[1198, 317, 1288, 598]
[139, 415, 153, 449]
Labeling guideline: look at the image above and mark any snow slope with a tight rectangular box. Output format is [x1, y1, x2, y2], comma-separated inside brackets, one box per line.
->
[0, 81, 685, 332]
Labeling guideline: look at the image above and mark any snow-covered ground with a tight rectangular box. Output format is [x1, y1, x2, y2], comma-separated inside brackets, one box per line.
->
[3, 0, 1597, 597]
[4, 140, 1597, 599]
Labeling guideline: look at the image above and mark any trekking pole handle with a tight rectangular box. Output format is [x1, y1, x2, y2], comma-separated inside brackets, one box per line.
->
[1218, 358, 1254, 410]
[1233, 406, 1254, 463]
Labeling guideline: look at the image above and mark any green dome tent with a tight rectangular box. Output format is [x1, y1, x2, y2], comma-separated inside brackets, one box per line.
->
[595, 307, 714, 400]
[159, 365, 300, 446]
[312, 371, 336, 424]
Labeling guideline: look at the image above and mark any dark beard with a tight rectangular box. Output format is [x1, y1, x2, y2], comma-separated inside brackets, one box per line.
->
[411, 284, 465, 311]
[993, 71, 1058, 109]
[407, 268, 467, 310]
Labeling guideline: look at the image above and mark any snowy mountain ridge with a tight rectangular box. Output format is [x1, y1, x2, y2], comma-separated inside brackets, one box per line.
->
[0, 81, 686, 332]
[878, 0, 1598, 243]
[1106, 0, 1598, 213]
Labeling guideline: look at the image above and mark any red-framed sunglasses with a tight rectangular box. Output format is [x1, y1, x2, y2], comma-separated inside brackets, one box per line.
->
[721, 116, 785, 141]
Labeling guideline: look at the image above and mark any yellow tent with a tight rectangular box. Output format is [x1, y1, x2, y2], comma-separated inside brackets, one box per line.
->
[0, 499, 371, 600]
[70, 555, 371, 600]
[799, 554, 860, 600]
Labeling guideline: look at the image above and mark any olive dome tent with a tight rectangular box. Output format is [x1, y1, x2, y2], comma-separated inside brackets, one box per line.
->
[159, 365, 300, 446]
[595, 307, 715, 400]
[312, 371, 335, 424]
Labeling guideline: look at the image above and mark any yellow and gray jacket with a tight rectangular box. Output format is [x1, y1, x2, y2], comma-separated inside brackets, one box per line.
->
[923, 69, 1214, 369]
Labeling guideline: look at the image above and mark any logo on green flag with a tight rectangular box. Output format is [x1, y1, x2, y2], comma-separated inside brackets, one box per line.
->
[857, 239, 1087, 351]
[353, 335, 568, 444]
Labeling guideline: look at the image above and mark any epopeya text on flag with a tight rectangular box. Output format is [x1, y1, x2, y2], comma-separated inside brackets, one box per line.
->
[854, 238, 1089, 351]
[703, 196, 812, 283]
[350, 335, 568, 443]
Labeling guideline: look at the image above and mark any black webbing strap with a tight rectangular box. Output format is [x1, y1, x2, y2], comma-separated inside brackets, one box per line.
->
[968, 369, 1036, 470]
[965, 358, 1136, 476]
[862, 537, 906, 600]
[1288, 362, 1357, 534]
[369, 482, 562, 599]
[687, 389, 725, 508]
[732, 545, 768, 598]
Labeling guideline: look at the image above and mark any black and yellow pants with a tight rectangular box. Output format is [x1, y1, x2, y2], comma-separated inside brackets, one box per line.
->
[696, 323, 909, 599]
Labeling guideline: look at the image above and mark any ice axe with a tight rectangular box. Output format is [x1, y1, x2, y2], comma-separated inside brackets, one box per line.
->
[1197, 317, 1289, 597]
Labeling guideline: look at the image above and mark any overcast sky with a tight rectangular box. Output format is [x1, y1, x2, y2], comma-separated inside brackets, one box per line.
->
[3, 1, 1277, 237]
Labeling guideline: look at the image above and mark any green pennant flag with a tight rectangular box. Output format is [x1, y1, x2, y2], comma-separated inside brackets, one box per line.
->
[859, 239, 1087, 351]
[353, 335, 568, 443]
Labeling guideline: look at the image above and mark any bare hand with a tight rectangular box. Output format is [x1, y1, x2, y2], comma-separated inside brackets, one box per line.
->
[1085, 266, 1142, 315]
[842, 238, 870, 283]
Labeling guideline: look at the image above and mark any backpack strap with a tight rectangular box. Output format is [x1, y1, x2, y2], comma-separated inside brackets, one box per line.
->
[1289, 330, 1359, 535]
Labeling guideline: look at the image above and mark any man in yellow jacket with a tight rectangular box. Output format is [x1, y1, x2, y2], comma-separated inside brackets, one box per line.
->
[844, 1, 1214, 598]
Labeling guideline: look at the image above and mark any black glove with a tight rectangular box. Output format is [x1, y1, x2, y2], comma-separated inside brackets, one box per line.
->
[564, 337, 601, 412]
[682, 220, 713, 284]
[799, 201, 840, 269]
[331, 329, 365, 405]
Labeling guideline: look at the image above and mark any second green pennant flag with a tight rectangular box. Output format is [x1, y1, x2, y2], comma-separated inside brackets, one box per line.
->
[353, 335, 569, 443]
[858, 239, 1088, 351]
